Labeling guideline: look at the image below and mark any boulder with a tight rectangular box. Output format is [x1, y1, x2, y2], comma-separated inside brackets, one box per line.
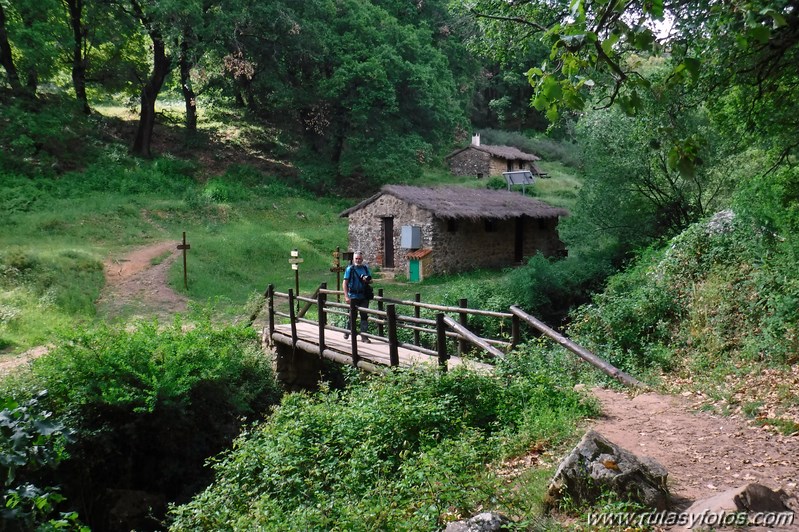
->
[443, 512, 510, 532]
[546, 429, 670, 511]
[684, 482, 791, 516]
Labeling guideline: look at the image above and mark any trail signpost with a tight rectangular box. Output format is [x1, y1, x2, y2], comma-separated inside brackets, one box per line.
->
[177, 232, 191, 290]
[289, 249, 303, 312]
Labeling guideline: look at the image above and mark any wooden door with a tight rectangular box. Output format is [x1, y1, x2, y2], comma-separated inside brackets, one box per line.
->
[383, 217, 395, 268]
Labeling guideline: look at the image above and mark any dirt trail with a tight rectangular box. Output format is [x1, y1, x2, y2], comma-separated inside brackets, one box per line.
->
[95, 240, 189, 319]
[587, 387, 799, 527]
[1, 242, 188, 375]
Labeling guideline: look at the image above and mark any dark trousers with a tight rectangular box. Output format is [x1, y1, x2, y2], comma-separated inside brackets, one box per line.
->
[346, 297, 369, 334]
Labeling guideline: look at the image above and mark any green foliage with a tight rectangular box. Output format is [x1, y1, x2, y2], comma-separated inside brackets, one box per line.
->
[568, 247, 682, 374]
[485, 176, 506, 190]
[0, 99, 93, 177]
[504, 253, 615, 326]
[478, 129, 582, 167]
[0, 247, 103, 316]
[1, 391, 84, 530]
[27, 315, 279, 416]
[4, 316, 282, 528]
[231, 0, 467, 188]
[467, 0, 799, 172]
[567, 199, 799, 375]
[0, 247, 103, 351]
[565, 69, 739, 264]
[731, 166, 799, 362]
[169, 367, 596, 530]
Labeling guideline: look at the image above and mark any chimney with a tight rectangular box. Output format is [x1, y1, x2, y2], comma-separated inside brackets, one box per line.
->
[471, 133, 480, 146]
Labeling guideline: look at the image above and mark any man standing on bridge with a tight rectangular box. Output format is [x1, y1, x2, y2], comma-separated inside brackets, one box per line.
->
[342, 251, 373, 343]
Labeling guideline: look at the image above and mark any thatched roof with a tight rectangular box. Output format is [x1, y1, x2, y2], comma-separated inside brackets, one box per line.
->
[445, 144, 541, 162]
[340, 185, 568, 220]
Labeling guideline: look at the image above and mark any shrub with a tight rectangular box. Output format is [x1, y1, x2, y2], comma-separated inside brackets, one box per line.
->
[504, 253, 616, 326]
[169, 366, 596, 530]
[478, 129, 582, 167]
[567, 206, 799, 373]
[6, 315, 282, 529]
[1, 392, 83, 530]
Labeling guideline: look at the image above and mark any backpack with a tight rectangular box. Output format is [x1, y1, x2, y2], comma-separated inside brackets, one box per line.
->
[348, 265, 373, 299]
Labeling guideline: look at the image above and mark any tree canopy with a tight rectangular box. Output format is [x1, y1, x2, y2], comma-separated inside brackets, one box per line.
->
[464, 0, 799, 167]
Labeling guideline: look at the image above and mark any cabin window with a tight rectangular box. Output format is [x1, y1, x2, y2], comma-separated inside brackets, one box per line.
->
[485, 219, 497, 232]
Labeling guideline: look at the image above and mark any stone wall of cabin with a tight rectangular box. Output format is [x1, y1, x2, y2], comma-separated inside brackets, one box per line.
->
[448, 148, 533, 178]
[447, 149, 492, 178]
[347, 194, 435, 273]
[429, 216, 565, 274]
[347, 195, 566, 278]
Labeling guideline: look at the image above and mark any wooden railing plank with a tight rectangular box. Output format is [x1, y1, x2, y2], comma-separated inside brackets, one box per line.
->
[509, 305, 647, 389]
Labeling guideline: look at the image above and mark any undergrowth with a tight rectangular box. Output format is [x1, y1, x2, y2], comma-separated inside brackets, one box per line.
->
[2, 313, 282, 529]
[168, 361, 598, 531]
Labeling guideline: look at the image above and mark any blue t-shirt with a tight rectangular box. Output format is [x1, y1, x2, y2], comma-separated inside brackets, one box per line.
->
[344, 264, 372, 298]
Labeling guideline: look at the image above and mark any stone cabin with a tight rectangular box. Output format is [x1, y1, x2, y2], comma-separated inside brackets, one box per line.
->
[445, 134, 546, 179]
[339, 185, 568, 280]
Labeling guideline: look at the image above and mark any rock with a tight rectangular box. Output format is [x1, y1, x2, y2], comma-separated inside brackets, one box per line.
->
[443, 511, 510, 532]
[684, 483, 791, 517]
[546, 429, 670, 511]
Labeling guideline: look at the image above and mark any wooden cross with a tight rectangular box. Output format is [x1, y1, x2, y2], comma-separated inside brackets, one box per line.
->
[177, 231, 191, 290]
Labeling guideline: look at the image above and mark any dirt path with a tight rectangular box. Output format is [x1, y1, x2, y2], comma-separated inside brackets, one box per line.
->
[588, 387, 799, 525]
[95, 240, 188, 319]
[1, 242, 188, 376]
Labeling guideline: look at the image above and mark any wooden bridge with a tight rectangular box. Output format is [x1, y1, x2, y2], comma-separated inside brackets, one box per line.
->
[259, 283, 644, 389]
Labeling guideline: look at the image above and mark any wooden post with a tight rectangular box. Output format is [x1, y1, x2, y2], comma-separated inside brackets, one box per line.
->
[330, 247, 345, 303]
[458, 298, 468, 357]
[436, 313, 447, 371]
[317, 282, 327, 357]
[247, 286, 269, 327]
[267, 284, 275, 340]
[177, 232, 191, 290]
[443, 315, 505, 359]
[288, 289, 297, 348]
[289, 249, 303, 313]
[414, 293, 421, 346]
[349, 301, 359, 366]
[387, 304, 399, 366]
[511, 314, 521, 349]
[377, 288, 385, 337]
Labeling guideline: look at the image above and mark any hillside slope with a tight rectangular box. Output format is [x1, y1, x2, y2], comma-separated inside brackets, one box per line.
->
[569, 208, 799, 433]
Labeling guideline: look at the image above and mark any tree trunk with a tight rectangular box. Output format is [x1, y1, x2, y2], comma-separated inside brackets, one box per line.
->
[0, 4, 23, 94]
[65, 0, 90, 114]
[179, 38, 197, 132]
[131, 37, 170, 157]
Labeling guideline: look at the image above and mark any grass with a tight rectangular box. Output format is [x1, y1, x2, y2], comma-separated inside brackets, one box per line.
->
[1, 99, 583, 355]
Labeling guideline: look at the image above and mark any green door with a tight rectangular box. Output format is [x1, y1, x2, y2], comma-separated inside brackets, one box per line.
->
[409, 259, 420, 282]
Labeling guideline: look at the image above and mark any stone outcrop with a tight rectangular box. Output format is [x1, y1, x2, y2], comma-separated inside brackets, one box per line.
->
[546, 429, 670, 511]
[683, 482, 792, 517]
[443, 512, 510, 532]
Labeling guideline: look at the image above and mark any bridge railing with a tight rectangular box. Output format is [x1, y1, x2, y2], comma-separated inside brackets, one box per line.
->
[263, 283, 646, 388]
[265, 283, 513, 371]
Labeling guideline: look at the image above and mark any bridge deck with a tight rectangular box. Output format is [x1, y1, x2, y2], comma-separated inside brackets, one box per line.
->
[273, 322, 492, 373]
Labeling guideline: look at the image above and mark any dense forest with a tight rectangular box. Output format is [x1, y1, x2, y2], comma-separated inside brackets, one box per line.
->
[2, 0, 799, 529]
